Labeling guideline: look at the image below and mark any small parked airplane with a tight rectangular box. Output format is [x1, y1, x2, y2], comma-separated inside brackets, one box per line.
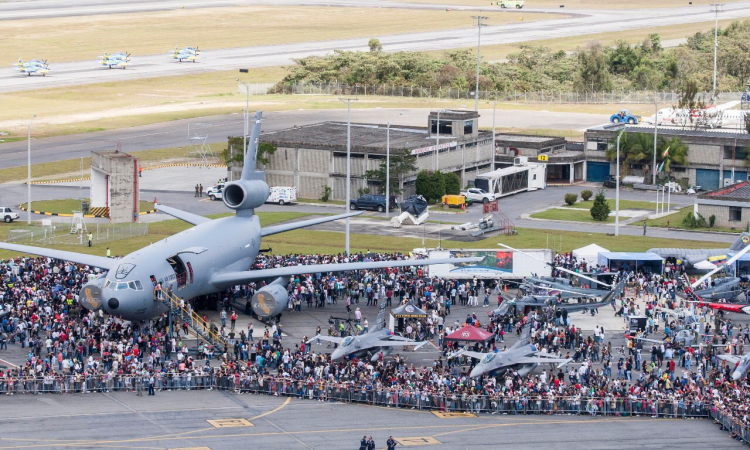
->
[649, 101, 742, 128]
[14, 58, 50, 76]
[98, 51, 130, 69]
[170, 46, 199, 62]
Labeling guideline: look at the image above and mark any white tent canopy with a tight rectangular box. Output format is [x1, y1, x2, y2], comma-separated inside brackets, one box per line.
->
[572, 243, 609, 265]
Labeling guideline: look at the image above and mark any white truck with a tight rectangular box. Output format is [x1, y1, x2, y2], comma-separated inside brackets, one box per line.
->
[461, 188, 496, 204]
[265, 186, 297, 205]
[206, 183, 224, 201]
[0, 207, 19, 223]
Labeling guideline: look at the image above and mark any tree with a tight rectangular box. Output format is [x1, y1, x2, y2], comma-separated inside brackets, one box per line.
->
[657, 136, 689, 182]
[368, 38, 383, 54]
[605, 132, 652, 179]
[575, 42, 613, 92]
[675, 79, 707, 129]
[444, 172, 461, 195]
[415, 170, 445, 202]
[363, 149, 418, 196]
[223, 137, 277, 166]
[590, 190, 611, 221]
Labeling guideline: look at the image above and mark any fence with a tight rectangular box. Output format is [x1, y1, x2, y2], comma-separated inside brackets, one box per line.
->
[7, 222, 148, 246]
[264, 82, 744, 105]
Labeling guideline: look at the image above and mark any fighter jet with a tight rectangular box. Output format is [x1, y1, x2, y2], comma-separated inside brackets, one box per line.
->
[648, 232, 750, 275]
[680, 245, 750, 316]
[306, 303, 427, 361]
[98, 51, 130, 69]
[0, 111, 480, 323]
[450, 316, 572, 378]
[14, 58, 50, 76]
[719, 352, 750, 381]
[693, 277, 744, 302]
[170, 46, 199, 62]
[490, 280, 626, 317]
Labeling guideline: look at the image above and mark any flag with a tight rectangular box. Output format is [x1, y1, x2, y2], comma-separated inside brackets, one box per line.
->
[662, 146, 670, 158]
[656, 161, 665, 173]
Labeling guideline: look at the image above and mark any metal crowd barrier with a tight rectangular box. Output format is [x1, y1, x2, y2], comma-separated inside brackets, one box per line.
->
[710, 409, 750, 445]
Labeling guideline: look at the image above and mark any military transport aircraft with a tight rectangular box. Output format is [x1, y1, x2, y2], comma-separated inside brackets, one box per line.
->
[0, 111, 479, 323]
[14, 58, 50, 76]
[306, 302, 427, 361]
[450, 315, 572, 378]
[649, 232, 750, 275]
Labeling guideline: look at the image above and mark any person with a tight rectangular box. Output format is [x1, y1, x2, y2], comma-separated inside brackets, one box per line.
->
[87, 232, 93, 247]
[199, 184, 203, 197]
[195, 184, 199, 197]
[136, 371, 143, 396]
[387, 436, 397, 450]
[360, 435, 368, 450]
[367, 436, 375, 450]
[230, 310, 237, 330]
[148, 374, 155, 395]
[643, 220, 647, 236]
[106, 247, 111, 258]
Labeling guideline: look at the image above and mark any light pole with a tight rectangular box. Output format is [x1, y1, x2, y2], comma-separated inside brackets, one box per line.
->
[434, 110, 442, 171]
[386, 122, 391, 218]
[472, 16, 488, 112]
[491, 99, 497, 173]
[27, 114, 35, 225]
[614, 126, 626, 236]
[340, 95, 358, 255]
[647, 94, 659, 213]
[710, 4, 725, 96]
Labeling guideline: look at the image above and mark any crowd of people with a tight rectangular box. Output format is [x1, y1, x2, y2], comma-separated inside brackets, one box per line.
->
[0, 251, 748, 443]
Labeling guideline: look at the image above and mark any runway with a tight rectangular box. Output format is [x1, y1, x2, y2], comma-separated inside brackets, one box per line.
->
[0, 108, 609, 169]
[2, 0, 750, 93]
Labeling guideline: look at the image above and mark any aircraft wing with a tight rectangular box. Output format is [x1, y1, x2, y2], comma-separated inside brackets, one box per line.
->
[718, 354, 741, 365]
[306, 334, 343, 345]
[448, 349, 487, 360]
[0, 242, 116, 270]
[212, 257, 481, 289]
[376, 340, 428, 349]
[156, 204, 211, 226]
[516, 356, 572, 368]
[713, 100, 741, 111]
[628, 335, 664, 345]
[261, 211, 363, 237]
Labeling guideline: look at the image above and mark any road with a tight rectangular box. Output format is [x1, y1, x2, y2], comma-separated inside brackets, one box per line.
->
[2, 0, 750, 92]
[0, 108, 608, 169]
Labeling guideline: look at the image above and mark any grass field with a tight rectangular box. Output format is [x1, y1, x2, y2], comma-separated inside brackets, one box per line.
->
[27, 199, 155, 215]
[529, 208, 615, 223]
[645, 206, 741, 233]
[562, 199, 667, 210]
[0, 6, 564, 67]
[388, 0, 741, 9]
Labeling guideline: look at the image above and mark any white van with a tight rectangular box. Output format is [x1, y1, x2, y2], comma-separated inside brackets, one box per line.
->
[266, 186, 297, 205]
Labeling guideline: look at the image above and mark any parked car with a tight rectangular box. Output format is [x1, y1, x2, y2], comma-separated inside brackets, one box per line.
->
[349, 195, 396, 212]
[497, 0, 524, 7]
[206, 183, 224, 201]
[0, 207, 19, 223]
[602, 175, 618, 189]
[461, 188, 496, 204]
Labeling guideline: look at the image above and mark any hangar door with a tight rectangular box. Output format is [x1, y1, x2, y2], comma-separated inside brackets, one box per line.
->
[586, 162, 611, 182]
[723, 171, 747, 186]
[696, 169, 720, 191]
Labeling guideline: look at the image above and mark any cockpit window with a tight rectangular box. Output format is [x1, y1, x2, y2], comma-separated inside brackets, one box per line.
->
[342, 336, 354, 347]
[134, 280, 143, 291]
[115, 264, 136, 279]
[481, 353, 497, 364]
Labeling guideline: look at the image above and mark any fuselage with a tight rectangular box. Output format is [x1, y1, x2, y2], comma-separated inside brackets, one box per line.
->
[331, 328, 393, 360]
[81, 214, 261, 321]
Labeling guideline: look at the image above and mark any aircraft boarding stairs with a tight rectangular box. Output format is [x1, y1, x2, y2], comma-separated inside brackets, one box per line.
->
[162, 290, 229, 353]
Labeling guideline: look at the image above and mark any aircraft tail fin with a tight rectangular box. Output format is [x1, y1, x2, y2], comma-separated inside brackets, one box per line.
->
[240, 110, 263, 181]
[729, 233, 750, 252]
[512, 312, 535, 349]
[372, 301, 387, 333]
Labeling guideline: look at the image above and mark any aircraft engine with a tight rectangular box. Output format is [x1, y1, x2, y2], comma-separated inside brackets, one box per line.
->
[371, 347, 393, 362]
[516, 363, 537, 377]
[78, 276, 108, 312]
[251, 277, 290, 320]
[223, 179, 269, 211]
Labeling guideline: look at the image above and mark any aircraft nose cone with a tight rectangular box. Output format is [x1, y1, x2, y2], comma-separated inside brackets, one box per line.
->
[331, 348, 344, 361]
[470, 365, 483, 378]
[107, 297, 120, 310]
[733, 371, 742, 381]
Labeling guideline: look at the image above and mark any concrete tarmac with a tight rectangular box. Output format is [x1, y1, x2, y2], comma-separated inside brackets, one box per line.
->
[2, 1, 750, 92]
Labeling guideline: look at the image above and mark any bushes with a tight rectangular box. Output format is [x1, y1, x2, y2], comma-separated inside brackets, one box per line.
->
[682, 212, 707, 229]
[564, 193, 578, 206]
[320, 185, 332, 202]
[416, 170, 446, 202]
[444, 172, 461, 195]
[581, 190, 593, 201]
[709, 214, 716, 228]
[590, 190, 611, 221]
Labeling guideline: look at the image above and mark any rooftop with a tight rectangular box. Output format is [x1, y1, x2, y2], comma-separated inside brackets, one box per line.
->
[699, 180, 750, 202]
[259, 122, 489, 154]
[587, 124, 750, 142]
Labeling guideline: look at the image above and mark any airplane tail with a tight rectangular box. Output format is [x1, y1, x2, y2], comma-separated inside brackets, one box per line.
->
[219, 111, 269, 214]
[729, 233, 750, 252]
[372, 301, 387, 333]
[512, 312, 535, 349]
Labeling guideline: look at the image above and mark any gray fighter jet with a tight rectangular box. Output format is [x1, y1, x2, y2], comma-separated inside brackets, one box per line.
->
[719, 352, 750, 381]
[450, 316, 571, 378]
[693, 277, 744, 302]
[0, 111, 480, 323]
[306, 302, 427, 361]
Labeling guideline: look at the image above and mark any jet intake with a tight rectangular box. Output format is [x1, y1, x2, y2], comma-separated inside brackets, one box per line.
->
[223, 179, 269, 211]
[251, 277, 289, 319]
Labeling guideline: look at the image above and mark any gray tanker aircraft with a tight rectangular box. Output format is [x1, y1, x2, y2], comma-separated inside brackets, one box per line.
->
[0, 111, 479, 323]
[450, 315, 572, 378]
[306, 302, 427, 361]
